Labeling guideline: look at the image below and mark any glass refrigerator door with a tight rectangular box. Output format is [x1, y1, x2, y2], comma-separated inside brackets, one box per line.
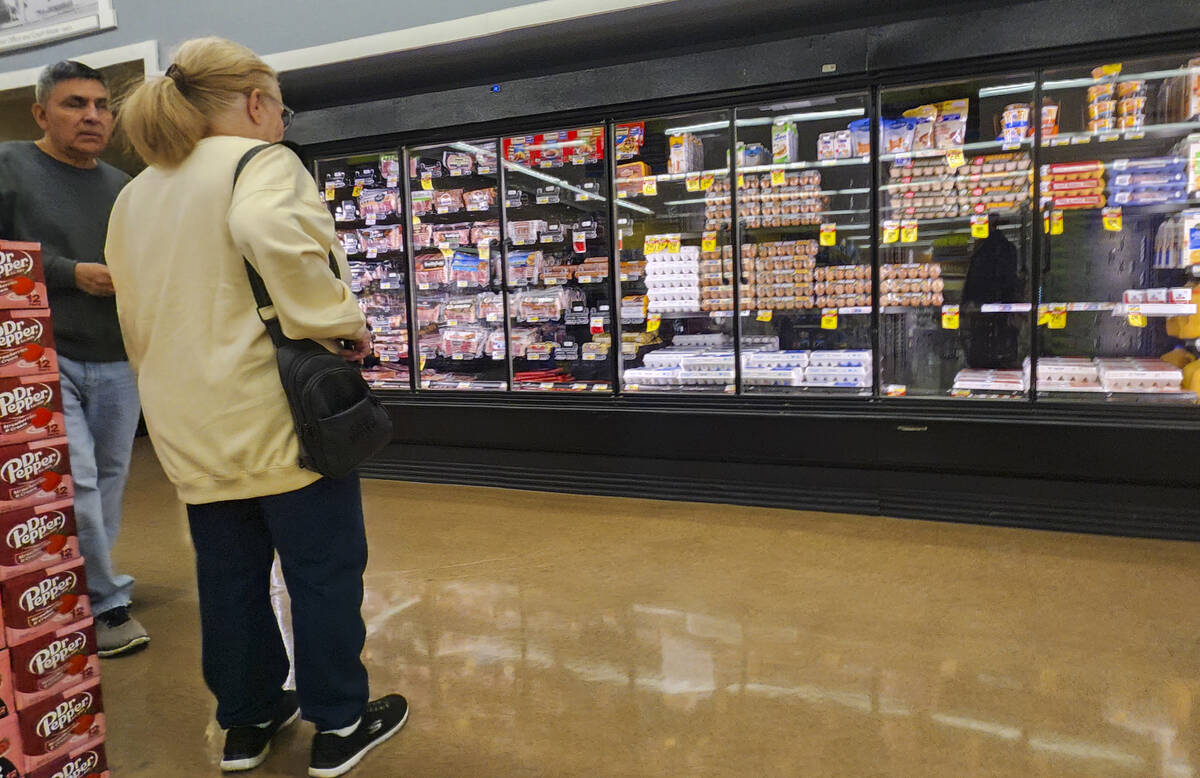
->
[735, 94, 873, 395]
[613, 111, 734, 393]
[1036, 54, 1200, 404]
[501, 126, 613, 392]
[314, 151, 410, 389]
[409, 140, 507, 391]
[878, 75, 1036, 399]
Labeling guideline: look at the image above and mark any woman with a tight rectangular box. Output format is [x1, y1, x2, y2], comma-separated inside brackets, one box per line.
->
[105, 38, 406, 778]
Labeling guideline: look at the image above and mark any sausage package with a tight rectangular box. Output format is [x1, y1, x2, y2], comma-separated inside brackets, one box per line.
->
[0, 310, 56, 379]
[17, 678, 104, 772]
[0, 438, 72, 514]
[0, 499, 78, 581]
[8, 617, 98, 709]
[0, 242, 48, 311]
[1, 557, 89, 646]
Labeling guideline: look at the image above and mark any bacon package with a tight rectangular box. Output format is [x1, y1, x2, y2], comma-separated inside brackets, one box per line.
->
[516, 289, 566, 322]
[449, 255, 490, 288]
[442, 151, 474, 177]
[2, 557, 89, 646]
[0, 499, 77, 581]
[442, 297, 480, 325]
[507, 251, 543, 287]
[27, 738, 108, 778]
[433, 189, 464, 215]
[477, 292, 505, 322]
[414, 254, 449, 288]
[18, 678, 104, 771]
[0, 437, 72, 514]
[416, 298, 445, 327]
[441, 327, 488, 359]
[358, 226, 404, 255]
[0, 242, 48, 311]
[356, 189, 399, 221]
[410, 191, 434, 216]
[9, 617, 99, 709]
[464, 188, 496, 212]
[336, 230, 361, 256]
[0, 310, 56, 379]
[432, 224, 473, 247]
[471, 221, 501, 244]
[411, 223, 434, 248]
[0, 373, 62, 447]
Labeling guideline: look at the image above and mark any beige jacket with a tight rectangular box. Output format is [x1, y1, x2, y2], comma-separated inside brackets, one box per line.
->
[105, 136, 366, 504]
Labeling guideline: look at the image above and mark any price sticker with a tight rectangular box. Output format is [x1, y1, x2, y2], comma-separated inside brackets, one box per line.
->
[1099, 132, 1121, 143]
[819, 222, 837, 247]
[1127, 312, 1148, 327]
[457, 280, 470, 288]
[418, 283, 432, 291]
[941, 304, 960, 330]
[1043, 210, 1064, 235]
[439, 247, 454, 259]
[737, 173, 745, 188]
[1102, 206, 1122, 232]
[686, 173, 701, 192]
[945, 148, 966, 170]
[700, 173, 714, 191]
[352, 185, 364, 197]
[420, 174, 432, 191]
[821, 308, 838, 329]
[1048, 304, 1067, 330]
[1037, 304, 1050, 326]
[771, 169, 787, 187]
[901, 219, 919, 244]
[412, 215, 422, 225]
[647, 313, 661, 333]
[540, 382, 555, 390]
[420, 355, 427, 370]
[617, 190, 628, 199]
[701, 232, 718, 253]
[324, 187, 336, 201]
[756, 309, 773, 322]
[1071, 135, 1092, 145]
[590, 316, 606, 335]
[364, 218, 376, 227]
[882, 220, 900, 245]
[456, 382, 472, 390]
[1125, 131, 1146, 141]
[642, 178, 658, 197]
[573, 230, 587, 254]
[571, 383, 588, 391]
[366, 249, 378, 259]
[477, 241, 491, 260]
[626, 384, 640, 392]
[970, 214, 989, 239]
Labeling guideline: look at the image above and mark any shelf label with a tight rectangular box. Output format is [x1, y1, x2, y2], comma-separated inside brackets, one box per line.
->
[352, 185, 364, 197]
[1037, 304, 1050, 326]
[573, 231, 587, 253]
[366, 249, 378, 259]
[456, 382, 472, 390]
[418, 283, 432, 290]
[646, 313, 661, 333]
[756, 309, 773, 322]
[945, 148, 966, 170]
[617, 190, 628, 199]
[941, 304, 960, 330]
[884, 384, 908, 397]
[590, 315, 606, 334]
[1098, 132, 1121, 143]
[324, 187, 336, 201]
[1102, 206, 1122, 232]
[686, 173, 701, 191]
[701, 231, 718, 253]
[477, 240, 491, 260]
[1127, 312, 1148, 328]
[737, 173, 745, 188]
[420, 173, 432, 191]
[970, 214, 989, 239]
[1070, 135, 1092, 145]
[771, 169, 787, 187]
[1043, 209, 1064, 235]
[642, 178, 658, 197]
[439, 247, 454, 259]
[819, 222, 837, 247]
[821, 308, 838, 329]
[1048, 304, 1067, 330]
[1124, 131, 1146, 141]
[700, 173, 714, 191]
[882, 219, 900, 245]
[901, 219, 918, 244]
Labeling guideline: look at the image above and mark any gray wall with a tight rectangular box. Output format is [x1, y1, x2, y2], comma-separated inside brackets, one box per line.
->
[0, 0, 543, 72]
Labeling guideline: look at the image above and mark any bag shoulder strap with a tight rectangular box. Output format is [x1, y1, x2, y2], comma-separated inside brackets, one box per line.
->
[232, 143, 341, 347]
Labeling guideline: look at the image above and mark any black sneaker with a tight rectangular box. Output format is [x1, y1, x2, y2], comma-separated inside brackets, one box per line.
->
[308, 695, 408, 778]
[221, 691, 301, 772]
[95, 606, 150, 658]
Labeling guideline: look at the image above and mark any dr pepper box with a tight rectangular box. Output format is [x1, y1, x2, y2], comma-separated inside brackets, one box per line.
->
[0, 243, 47, 311]
[27, 737, 107, 778]
[0, 375, 63, 446]
[2, 558, 89, 646]
[17, 678, 104, 773]
[0, 310, 56, 379]
[8, 618, 97, 710]
[0, 499, 77, 582]
[0, 438, 72, 514]
[0, 712, 20, 778]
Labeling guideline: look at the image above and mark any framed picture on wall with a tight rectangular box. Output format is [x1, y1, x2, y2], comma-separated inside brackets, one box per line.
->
[0, 0, 116, 53]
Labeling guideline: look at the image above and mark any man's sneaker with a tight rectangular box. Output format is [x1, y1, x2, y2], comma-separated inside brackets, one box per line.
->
[95, 606, 150, 658]
[221, 691, 301, 772]
[308, 695, 408, 778]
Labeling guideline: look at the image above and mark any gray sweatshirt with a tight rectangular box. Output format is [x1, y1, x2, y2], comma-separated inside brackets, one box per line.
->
[0, 141, 131, 362]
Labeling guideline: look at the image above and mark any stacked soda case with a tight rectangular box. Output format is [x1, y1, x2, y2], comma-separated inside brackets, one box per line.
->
[0, 241, 109, 778]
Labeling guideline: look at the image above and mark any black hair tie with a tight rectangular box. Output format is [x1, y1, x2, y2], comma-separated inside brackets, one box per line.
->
[165, 64, 188, 93]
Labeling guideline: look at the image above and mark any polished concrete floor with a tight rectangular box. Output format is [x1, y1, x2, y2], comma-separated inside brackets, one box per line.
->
[102, 439, 1200, 777]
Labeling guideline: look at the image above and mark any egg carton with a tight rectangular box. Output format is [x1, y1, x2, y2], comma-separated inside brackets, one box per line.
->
[622, 367, 680, 386]
[743, 367, 805, 386]
[675, 333, 732, 347]
[644, 274, 701, 288]
[678, 368, 735, 385]
[809, 350, 873, 368]
[744, 350, 811, 369]
[680, 353, 735, 371]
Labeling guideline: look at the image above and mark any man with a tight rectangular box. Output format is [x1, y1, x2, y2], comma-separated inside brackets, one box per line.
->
[0, 61, 148, 657]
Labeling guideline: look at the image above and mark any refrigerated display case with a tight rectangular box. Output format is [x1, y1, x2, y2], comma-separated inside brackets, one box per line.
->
[314, 151, 410, 389]
[1034, 54, 1200, 404]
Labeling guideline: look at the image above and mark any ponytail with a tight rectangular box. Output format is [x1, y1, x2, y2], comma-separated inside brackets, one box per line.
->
[119, 37, 277, 168]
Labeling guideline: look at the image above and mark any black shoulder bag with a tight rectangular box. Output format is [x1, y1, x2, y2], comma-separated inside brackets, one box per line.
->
[233, 144, 392, 478]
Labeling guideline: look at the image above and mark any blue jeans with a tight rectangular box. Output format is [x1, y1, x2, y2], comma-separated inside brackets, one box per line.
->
[59, 356, 141, 615]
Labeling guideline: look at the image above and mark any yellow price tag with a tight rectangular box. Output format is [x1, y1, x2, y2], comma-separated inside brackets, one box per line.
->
[324, 187, 336, 202]
[1127, 313, 1147, 327]
[685, 173, 701, 192]
[642, 178, 658, 197]
[737, 173, 745, 188]
[1103, 206, 1123, 232]
[1048, 304, 1067, 330]
[970, 214, 989, 239]
[420, 174, 433, 191]
[901, 219, 918, 244]
[700, 173, 714, 191]
[1043, 210, 1064, 235]
[946, 148, 966, 169]
[412, 215, 421, 225]
[477, 241, 491, 260]
[771, 169, 787, 187]
[819, 223, 836, 247]
[941, 304, 960, 330]
[419, 355, 427, 370]
[701, 231, 718, 253]
[821, 309, 838, 329]
[439, 247, 454, 259]
[882, 220, 900, 245]
[756, 309, 773, 322]
[647, 314, 661, 333]
[352, 185, 364, 197]
[1037, 305, 1051, 326]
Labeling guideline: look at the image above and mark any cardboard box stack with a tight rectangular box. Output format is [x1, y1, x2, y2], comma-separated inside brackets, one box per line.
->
[0, 241, 108, 778]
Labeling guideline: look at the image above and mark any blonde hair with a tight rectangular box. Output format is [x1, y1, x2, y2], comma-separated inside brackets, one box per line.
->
[119, 37, 277, 168]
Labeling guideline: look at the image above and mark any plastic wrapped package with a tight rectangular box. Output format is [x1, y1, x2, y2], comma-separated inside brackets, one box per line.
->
[516, 288, 567, 322]
[337, 230, 362, 255]
[441, 327, 489, 358]
[953, 369, 1027, 392]
[414, 253, 450, 287]
[507, 251, 543, 287]
[442, 151, 474, 176]
[465, 188, 496, 212]
[1096, 358, 1185, 393]
[358, 225, 404, 254]
[679, 368, 735, 386]
[416, 297, 445, 327]
[506, 328, 539, 358]
[443, 296, 480, 325]
[432, 223, 473, 246]
[449, 254, 490, 288]
[680, 353, 735, 371]
[410, 191, 434, 216]
[743, 367, 805, 387]
[623, 367, 680, 386]
[471, 221, 502, 244]
[434, 189, 465, 214]
[358, 189, 400, 220]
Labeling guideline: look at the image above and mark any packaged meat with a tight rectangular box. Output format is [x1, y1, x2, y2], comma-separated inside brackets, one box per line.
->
[415, 298, 445, 328]
[434, 189, 464, 215]
[412, 223, 433, 248]
[464, 188, 496, 212]
[414, 254, 449, 287]
[616, 162, 651, 196]
[449, 254, 490, 288]
[471, 221, 502, 244]
[441, 327, 488, 359]
[358, 226, 404, 255]
[410, 191, 434, 216]
[357, 189, 399, 221]
[477, 292, 505, 322]
[507, 251, 543, 286]
[443, 296, 480, 325]
[442, 151, 474, 177]
[508, 220, 546, 245]
[333, 200, 358, 222]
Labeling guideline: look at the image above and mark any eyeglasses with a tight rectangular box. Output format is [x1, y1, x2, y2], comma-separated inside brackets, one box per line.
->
[261, 93, 294, 129]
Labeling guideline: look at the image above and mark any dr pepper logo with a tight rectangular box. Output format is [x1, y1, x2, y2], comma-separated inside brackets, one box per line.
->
[5, 509, 68, 551]
[0, 447, 61, 484]
[18, 571, 76, 613]
[28, 631, 88, 676]
[35, 690, 92, 738]
[0, 250, 36, 296]
[45, 751, 101, 778]
[0, 383, 54, 418]
[0, 317, 43, 349]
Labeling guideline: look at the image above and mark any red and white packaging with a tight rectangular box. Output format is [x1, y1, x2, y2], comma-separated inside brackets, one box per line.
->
[0, 500, 77, 582]
[0, 243, 48, 311]
[0, 376, 64, 446]
[27, 737, 107, 778]
[9, 618, 98, 709]
[0, 651, 17, 720]
[0, 311, 56, 379]
[0, 438, 72, 514]
[17, 678, 104, 773]
[2, 558, 89, 646]
[1170, 287, 1193, 304]
[0, 712, 21, 778]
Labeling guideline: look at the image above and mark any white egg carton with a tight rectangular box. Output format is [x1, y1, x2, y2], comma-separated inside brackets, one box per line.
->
[622, 367, 680, 386]
[743, 336, 781, 351]
[809, 349, 873, 368]
[743, 367, 805, 386]
[743, 350, 811, 369]
[675, 333, 732, 347]
[679, 368, 735, 385]
[644, 274, 700, 288]
[642, 349, 703, 369]
[680, 353, 735, 371]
